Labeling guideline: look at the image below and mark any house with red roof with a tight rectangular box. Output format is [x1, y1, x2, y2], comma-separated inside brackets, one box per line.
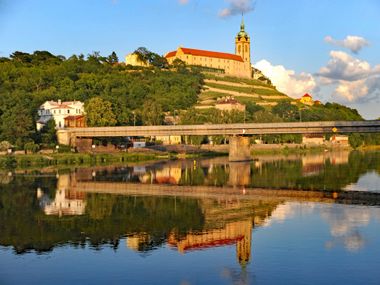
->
[299, 93, 314, 105]
[37, 99, 85, 130]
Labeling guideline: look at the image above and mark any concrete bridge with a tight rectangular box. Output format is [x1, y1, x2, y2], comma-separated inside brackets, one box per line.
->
[57, 120, 380, 161]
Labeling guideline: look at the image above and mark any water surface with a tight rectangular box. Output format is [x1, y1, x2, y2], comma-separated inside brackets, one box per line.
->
[0, 151, 379, 284]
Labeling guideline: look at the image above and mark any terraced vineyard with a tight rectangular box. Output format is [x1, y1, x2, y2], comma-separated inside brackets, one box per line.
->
[196, 73, 293, 109]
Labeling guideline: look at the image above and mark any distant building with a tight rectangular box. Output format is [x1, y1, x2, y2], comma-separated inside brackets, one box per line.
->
[36, 100, 85, 130]
[155, 135, 181, 145]
[165, 17, 252, 79]
[215, 96, 246, 112]
[330, 135, 349, 146]
[299, 93, 314, 106]
[302, 134, 325, 145]
[125, 53, 150, 67]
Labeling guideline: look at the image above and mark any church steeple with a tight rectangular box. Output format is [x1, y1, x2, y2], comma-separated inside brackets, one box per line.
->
[240, 16, 245, 33]
[235, 15, 251, 64]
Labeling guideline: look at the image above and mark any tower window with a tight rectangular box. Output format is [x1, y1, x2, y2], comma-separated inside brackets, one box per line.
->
[245, 45, 248, 52]
[238, 46, 241, 53]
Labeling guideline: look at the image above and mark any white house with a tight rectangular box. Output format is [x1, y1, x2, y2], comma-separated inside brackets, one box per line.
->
[36, 100, 84, 130]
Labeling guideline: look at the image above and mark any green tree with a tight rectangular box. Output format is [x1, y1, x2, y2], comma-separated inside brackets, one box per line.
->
[272, 101, 299, 121]
[141, 100, 164, 125]
[107, 51, 119, 65]
[40, 120, 57, 145]
[349, 133, 364, 149]
[85, 97, 117, 127]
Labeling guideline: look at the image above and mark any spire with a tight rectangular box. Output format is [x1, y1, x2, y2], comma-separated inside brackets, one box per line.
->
[240, 14, 245, 32]
[236, 14, 249, 39]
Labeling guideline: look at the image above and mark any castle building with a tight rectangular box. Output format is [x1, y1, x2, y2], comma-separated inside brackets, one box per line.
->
[125, 53, 150, 67]
[165, 17, 252, 78]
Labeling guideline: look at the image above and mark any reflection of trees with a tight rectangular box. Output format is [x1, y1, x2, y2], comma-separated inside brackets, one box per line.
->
[250, 152, 380, 191]
[0, 184, 204, 254]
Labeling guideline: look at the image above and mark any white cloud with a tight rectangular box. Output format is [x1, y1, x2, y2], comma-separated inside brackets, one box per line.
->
[335, 79, 368, 102]
[325, 35, 369, 54]
[219, 0, 255, 18]
[254, 59, 316, 98]
[318, 50, 375, 81]
[317, 50, 380, 102]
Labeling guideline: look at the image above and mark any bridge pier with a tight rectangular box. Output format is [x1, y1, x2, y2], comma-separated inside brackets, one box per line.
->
[229, 136, 252, 162]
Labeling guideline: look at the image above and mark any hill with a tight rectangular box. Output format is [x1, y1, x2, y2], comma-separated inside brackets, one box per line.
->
[0, 50, 370, 149]
[196, 73, 290, 109]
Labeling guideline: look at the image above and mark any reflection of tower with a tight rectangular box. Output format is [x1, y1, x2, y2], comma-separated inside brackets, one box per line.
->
[237, 225, 252, 266]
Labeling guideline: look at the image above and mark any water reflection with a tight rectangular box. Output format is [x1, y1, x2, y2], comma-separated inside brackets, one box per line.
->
[64, 150, 379, 192]
[0, 151, 380, 284]
[321, 205, 375, 252]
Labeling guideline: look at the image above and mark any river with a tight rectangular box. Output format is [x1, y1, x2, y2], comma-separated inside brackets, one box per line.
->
[0, 150, 379, 284]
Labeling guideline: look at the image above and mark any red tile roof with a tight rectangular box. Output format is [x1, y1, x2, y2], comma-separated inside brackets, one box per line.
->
[165, 51, 177, 58]
[303, 93, 312, 98]
[166, 47, 244, 62]
[181, 236, 244, 251]
[64, 115, 84, 120]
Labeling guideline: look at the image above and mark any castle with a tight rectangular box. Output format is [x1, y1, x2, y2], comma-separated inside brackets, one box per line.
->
[165, 17, 252, 78]
[126, 17, 252, 79]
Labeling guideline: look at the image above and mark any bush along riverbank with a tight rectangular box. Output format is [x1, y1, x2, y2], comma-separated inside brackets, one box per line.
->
[0, 152, 165, 169]
[0, 150, 224, 169]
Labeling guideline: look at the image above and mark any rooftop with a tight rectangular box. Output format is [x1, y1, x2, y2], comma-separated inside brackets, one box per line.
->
[166, 47, 244, 62]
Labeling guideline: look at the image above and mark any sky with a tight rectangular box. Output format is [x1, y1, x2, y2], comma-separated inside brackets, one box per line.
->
[1, 0, 379, 119]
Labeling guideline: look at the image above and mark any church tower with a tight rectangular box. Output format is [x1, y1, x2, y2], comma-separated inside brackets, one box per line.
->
[235, 16, 251, 64]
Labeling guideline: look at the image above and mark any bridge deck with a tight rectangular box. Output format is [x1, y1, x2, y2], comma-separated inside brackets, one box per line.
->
[63, 121, 380, 137]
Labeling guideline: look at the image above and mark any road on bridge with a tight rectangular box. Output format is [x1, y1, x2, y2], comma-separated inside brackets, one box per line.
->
[58, 120, 380, 140]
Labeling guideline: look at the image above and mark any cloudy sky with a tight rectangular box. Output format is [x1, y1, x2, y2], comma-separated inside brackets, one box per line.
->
[1, 0, 379, 118]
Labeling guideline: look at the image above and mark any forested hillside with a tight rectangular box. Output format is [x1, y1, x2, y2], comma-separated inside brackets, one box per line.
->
[0, 51, 202, 147]
[0, 50, 372, 149]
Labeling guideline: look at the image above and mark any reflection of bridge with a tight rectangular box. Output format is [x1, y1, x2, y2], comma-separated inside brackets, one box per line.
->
[67, 178, 380, 206]
[57, 121, 380, 161]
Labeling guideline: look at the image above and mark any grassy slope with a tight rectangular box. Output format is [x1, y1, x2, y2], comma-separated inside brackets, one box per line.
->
[197, 73, 293, 108]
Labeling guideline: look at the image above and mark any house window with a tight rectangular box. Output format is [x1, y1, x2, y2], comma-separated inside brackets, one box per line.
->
[68, 110, 70, 114]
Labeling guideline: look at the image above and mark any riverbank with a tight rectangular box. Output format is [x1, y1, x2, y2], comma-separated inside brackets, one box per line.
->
[200, 143, 351, 155]
[0, 150, 222, 169]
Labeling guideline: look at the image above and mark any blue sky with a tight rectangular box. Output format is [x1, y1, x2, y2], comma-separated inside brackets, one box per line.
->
[1, 0, 379, 118]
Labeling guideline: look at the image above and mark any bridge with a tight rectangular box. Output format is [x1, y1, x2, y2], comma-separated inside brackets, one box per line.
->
[57, 120, 380, 161]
